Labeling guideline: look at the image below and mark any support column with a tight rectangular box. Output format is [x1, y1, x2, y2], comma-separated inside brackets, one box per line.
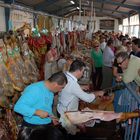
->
[4, 0, 13, 31]
[138, 13, 140, 38]
[128, 14, 130, 36]
[34, 14, 38, 27]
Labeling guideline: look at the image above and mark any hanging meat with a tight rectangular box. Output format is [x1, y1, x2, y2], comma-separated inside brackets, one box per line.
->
[5, 44, 25, 92]
[59, 108, 140, 135]
[65, 110, 140, 125]
[5, 109, 19, 140]
[60, 32, 64, 53]
[0, 49, 15, 97]
[0, 119, 10, 140]
[0, 109, 19, 140]
[10, 35, 30, 85]
[0, 76, 10, 109]
[21, 42, 39, 82]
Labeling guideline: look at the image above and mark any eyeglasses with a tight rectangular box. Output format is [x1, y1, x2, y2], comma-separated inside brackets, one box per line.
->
[117, 57, 127, 65]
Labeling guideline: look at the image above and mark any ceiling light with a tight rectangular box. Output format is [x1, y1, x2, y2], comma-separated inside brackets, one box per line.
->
[77, 7, 80, 9]
[70, 1, 75, 4]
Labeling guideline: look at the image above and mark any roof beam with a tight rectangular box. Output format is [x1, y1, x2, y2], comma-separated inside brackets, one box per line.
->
[58, 9, 77, 17]
[112, 0, 126, 14]
[14, 1, 33, 8]
[100, 2, 104, 13]
[64, 11, 77, 18]
[94, 0, 140, 11]
[88, 9, 126, 19]
[59, 9, 122, 19]
[51, 4, 128, 16]
[34, 0, 58, 11]
[57, 8, 77, 16]
[50, 4, 78, 14]
[92, 6, 128, 15]
[4, 0, 13, 31]
[4, 0, 13, 4]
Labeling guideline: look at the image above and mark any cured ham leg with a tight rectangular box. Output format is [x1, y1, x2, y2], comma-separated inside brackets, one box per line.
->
[65, 110, 139, 125]
[116, 112, 140, 123]
[60, 109, 140, 135]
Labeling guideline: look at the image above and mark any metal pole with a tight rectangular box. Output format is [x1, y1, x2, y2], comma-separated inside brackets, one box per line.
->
[138, 13, 140, 38]
[79, 0, 81, 22]
[91, 1, 93, 22]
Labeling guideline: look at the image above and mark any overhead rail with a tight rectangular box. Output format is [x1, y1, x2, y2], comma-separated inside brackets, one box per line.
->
[0, 1, 62, 19]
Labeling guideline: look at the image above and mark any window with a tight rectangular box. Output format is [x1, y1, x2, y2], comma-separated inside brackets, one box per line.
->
[123, 18, 128, 26]
[122, 18, 129, 35]
[119, 24, 123, 32]
[130, 25, 139, 37]
[130, 14, 139, 26]
[122, 15, 140, 37]
[129, 14, 139, 37]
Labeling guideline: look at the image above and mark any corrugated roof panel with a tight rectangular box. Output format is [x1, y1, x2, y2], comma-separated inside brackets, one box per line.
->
[10, 0, 140, 19]
[16, 0, 44, 6]
[103, 4, 118, 10]
[118, 6, 132, 11]
[125, 0, 140, 5]
[112, 0, 124, 2]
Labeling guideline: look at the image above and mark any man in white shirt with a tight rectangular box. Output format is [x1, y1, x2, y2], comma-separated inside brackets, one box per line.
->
[57, 59, 104, 116]
[102, 39, 115, 89]
[57, 54, 67, 71]
[116, 51, 140, 85]
[100, 38, 106, 51]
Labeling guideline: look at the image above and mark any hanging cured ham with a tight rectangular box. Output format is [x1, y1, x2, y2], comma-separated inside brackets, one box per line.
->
[21, 42, 39, 82]
[0, 109, 19, 140]
[59, 108, 140, 135]
[11, 35, 31, 85]
[65, 110, 140, 125]
[0, 93, 10, 108]
[5, 44, 25, 92]
[0, 51, 14, 97]
[5, 109, 19, 140]
[0, 119, 9, 140]
[13, 46, 30, 84]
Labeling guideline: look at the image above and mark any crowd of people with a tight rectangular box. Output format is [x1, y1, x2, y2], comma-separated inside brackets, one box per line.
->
[14, 30, 140, 139]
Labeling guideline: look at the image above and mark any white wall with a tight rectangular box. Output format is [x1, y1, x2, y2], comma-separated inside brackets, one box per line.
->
[73, 16, 119, 32]
[10, 9, 34, 30]
[0, 6, 6, 31]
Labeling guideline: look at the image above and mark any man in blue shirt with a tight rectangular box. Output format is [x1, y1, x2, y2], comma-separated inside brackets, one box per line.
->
[14, 72, 67, 127]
